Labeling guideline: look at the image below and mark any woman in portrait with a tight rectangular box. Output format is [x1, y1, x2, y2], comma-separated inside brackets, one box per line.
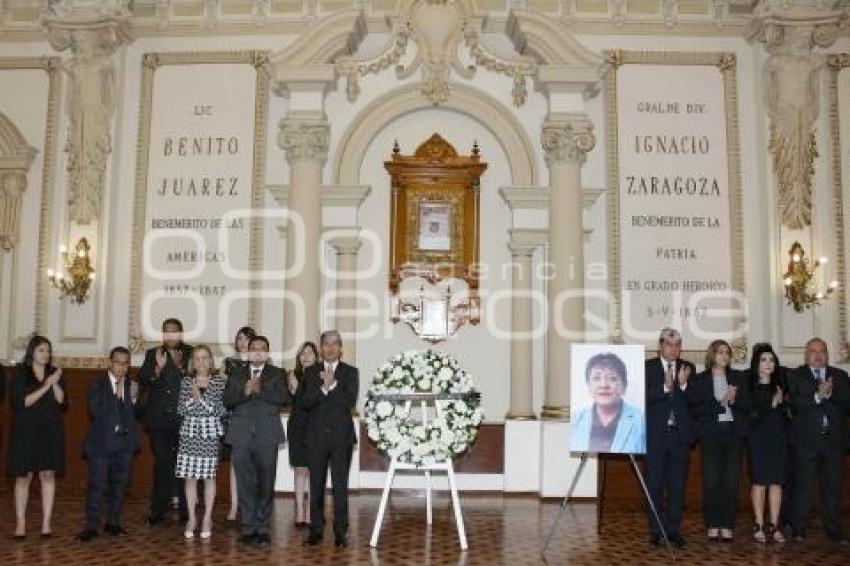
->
[176, 345, 227, 539]
[287, 341, 320, 527]
[687, 339, 751, 542]
[747, 343, 787, 543]
[571, 352, 645, 454]
[7, 335, 68, 539]
[222, 326, 255, 523]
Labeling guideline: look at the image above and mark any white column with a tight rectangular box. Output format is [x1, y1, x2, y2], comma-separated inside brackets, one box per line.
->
[278, 112, 329, 363]
[328, 235, 362, 365]
[506, 236, 537, 420]
[541, 113, 595, 421]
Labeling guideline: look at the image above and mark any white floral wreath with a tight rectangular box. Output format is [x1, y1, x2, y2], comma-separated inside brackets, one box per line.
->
[364, 349, 483, 467]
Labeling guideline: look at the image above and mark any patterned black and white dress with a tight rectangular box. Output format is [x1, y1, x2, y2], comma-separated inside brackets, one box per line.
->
[176, 374, 226, 479]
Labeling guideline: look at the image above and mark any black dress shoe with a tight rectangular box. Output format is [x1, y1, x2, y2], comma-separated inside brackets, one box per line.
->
[826, 533, 849, 545]
[335, 534, 348, 549]
[75, 529, 98, 543]
[238, 533, 256, 545]
[669, 533, 686, 548]
[144, 515, 165, 527]
[254, 534, 271, 546]
[103, 524, 127, 536]
[12, 534, 26, 541]
[303, 533, 322, 547]
[648, 533, 660, 546]
[41, 532, 52, 538]
[792, 531, 805, 542]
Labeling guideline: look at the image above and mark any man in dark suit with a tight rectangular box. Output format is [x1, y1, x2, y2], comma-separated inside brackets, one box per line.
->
[223, 335, 287, 546]
[644, 327, 695, 548]
[787, 338, 850, 544]
[303, 330, 359, 549]
[138, 318, 192, 525]
[76, 347, 140, 542]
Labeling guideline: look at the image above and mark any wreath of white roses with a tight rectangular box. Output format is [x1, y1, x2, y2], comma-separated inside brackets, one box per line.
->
[364, 350, 483, 467]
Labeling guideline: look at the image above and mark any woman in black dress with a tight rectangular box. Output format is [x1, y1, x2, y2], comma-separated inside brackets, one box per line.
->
[747, 343, 787, 543]
[288, 341, 319, 527]
[222, 326, 255, 522]
[8, 335, 67, 538]
[687, 339, 751, 542]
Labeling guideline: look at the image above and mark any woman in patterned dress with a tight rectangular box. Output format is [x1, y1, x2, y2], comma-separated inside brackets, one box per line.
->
[176, 345, 226, 539]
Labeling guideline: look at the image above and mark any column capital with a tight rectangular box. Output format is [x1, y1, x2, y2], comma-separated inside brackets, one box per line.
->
[278, 113, 330, 166]
[750, 1, 843, 55]
[541, 113, 596, 167]
[44, 1, 132, 56]
[508, 228, 547, 257]
[328, 235, 362, 256]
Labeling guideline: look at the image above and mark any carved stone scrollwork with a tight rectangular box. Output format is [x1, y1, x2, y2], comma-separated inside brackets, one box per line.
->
[338, 0, 536, 107]
[278, 119, 330, 165]
[44, 1, 131, 224]
[750, 1, 844, 229]
[541, 115, 596, 167]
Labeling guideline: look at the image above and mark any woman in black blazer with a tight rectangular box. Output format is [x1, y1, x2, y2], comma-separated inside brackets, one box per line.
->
[687, 339, 751, 542]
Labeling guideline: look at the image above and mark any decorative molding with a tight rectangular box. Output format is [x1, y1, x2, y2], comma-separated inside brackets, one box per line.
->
[750, 1, 844, 230]
[267, 184, 372, 210]
[541, 113, 596, 166]
[508, 228, 547, 256]
[334, 82, 535, 186]
[499, 185, 603, 211]
[127, 50, 270, 352]
[827, 54, 850, 361]
[603, 50, 745, 346]
[278, 115, 331, 165]
[53, 355, 110, 369]
[44, 2, 132, 225]
[0, 57, 61, 339]
[0, 112, 37, 251]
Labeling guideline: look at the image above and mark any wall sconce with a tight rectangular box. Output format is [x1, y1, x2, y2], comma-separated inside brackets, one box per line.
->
[46, 237, 95, 304]
[782, 241, 838, 312]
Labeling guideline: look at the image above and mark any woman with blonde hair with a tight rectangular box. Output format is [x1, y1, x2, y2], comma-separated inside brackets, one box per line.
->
[176, 345, 227, 539]
[687, 339, 751, 542]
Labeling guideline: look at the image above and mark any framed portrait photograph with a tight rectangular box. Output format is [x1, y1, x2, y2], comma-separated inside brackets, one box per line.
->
[417, 202, 452, 252]
[569, 343, 646, 455]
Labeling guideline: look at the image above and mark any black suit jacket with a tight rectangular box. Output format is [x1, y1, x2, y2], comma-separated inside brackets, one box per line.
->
[786, 364, 850, 451]
[0, 363, 5, 404]
[686, 368, 751, 440]
[223, 363, 287, 446]
[301, 361, 358, 447]
[138, 344, 191, 428]
[645, 357, 696, 447]
[83, 374, 140, 458]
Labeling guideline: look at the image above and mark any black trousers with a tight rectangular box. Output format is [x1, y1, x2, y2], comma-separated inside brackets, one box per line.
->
[232, 440, 279, 536]
[84, 445, 134, 530]
[148, 424, 186, 519]
[645, 428, 689, 536]
[308, 441, 353, 538]
[700, 425, 742, 529]
[792, 435, 844, 538]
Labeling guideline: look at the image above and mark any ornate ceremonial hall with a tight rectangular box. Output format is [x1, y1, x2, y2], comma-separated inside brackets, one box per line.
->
[0, 0, 849, 564]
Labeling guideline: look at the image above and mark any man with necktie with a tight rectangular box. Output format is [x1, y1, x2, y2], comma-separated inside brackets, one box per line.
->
[303, 330, 359, 549]
[76, 347, 140, 542]
[787, 338, 850, 544]
[644, 328, 695, 548]
[223, 335, 287, 546]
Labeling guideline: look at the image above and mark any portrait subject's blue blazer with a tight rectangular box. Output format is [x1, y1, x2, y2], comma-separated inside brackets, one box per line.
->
[570, 401, 646, 454]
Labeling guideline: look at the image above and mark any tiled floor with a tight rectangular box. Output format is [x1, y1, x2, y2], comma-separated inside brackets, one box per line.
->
[0, 491, 847, 565]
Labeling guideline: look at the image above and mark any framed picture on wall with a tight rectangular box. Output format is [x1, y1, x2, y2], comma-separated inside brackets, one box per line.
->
[417, 201, 452, 251]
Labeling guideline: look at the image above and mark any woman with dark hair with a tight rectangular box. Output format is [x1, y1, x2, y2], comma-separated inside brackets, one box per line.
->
[687, 339, 751, 542]
[288, 341, 319, 527]
[7, 335, 67, 538]
[223, 326, 255, 522]
[747, 343, 787, 543]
